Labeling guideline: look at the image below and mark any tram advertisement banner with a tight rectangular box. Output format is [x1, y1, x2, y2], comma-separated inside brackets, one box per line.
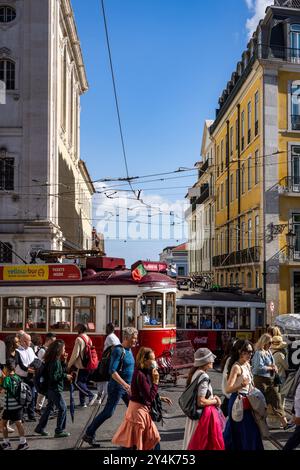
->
[0, 264, 82, 282]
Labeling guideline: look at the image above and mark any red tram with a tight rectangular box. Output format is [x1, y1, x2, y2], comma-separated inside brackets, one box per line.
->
[176, 290, 266, 358]
[0, 258, 176, 358]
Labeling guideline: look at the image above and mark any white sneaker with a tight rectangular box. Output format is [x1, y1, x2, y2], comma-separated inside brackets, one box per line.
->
[88, 393, 98, 406]
[7, 425, 15, 433]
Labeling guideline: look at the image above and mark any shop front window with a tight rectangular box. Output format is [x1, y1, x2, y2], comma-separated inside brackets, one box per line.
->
[239, 308, 251, 329]
[227, 308, 238, 329]
[123, 299, 136, 328]
[186, 306, 199, 329]
[50, 297, 71, 331]
[2, 297, 23, 330]
[214, 307, 225, 329]
[176, 306, 185, 328]
[74, 297, 96, 332]
[166, 293, 176, 326]
[200, 307, 212, 329]
[111, 298, 120, 328]
[25, 298, 47, 330]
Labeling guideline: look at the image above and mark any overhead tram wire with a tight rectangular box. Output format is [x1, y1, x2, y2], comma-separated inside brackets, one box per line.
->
[100, 0, 150, 208]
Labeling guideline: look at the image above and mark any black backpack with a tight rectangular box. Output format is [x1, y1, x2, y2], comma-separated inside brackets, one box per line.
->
[91, 344, 125, 382]
[35, 362, 49, 396]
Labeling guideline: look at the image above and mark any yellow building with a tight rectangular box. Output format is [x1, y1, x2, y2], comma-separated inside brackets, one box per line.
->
[210, 0, 300, 322]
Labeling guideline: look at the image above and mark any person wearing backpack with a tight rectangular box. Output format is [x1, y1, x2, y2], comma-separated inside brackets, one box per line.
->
[82, 327, 138, 448]
[34, 340, 73, 438]
[35, 333, 57, 414]
[67, 324, 98, 407]
[182, 348, 224, 450]
[95, 323, 120, 405]
[0, 359, 29, 450]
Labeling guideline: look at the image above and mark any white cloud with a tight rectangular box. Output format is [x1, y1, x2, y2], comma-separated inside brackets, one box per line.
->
[245, 0, 273, 39]
[92, 183, 188, 242]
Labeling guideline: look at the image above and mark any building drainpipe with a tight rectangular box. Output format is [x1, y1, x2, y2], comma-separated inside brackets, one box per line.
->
[226, 120, 230, 257]
[237, 104, 241, 252]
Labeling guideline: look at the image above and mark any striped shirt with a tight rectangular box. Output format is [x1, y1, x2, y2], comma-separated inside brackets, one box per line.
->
[2, 375, 22, 410]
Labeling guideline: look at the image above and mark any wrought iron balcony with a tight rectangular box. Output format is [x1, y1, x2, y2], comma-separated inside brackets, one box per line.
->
[279, 177, 300, 194]
[260, 44, 300, 64]
[278, 246, 300, 263]
[213, 246, 260, 267]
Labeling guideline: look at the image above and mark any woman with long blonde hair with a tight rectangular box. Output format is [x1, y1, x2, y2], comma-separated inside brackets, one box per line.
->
[252, 334, 292, 430]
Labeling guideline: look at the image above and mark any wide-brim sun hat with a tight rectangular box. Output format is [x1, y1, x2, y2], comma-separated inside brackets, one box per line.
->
[193, 348, 216, 367]
[271, 335, 287, 350]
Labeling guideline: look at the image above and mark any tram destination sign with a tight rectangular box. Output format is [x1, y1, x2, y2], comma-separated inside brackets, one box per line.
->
[0, 264, 82, 282]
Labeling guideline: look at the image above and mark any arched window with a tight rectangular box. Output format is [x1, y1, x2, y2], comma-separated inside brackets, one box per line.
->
[0, 241, 12, 263]
[0, 6, 16, 23]
[0, 59, 15, 90]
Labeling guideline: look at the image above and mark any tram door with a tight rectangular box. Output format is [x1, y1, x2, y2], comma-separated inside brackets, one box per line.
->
[110, 297, 137, 341]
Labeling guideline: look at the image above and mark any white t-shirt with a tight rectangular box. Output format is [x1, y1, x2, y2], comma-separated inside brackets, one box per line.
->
[104, 333, 120, 352]
[295, 383, 300, 418]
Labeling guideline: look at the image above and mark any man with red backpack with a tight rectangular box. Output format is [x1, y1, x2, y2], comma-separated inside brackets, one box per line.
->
[67, 324, 98, 407]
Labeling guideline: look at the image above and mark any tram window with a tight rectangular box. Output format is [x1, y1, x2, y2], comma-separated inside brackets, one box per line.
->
[166, 293, 176, 326]
[25, 298, 47, 330]
[256, 308, 264, 328]
[176, 306, 185, 328]
[142, 296, 162, 327]
[49, 297, 71, 331]
[123, 299, 136, 328]
[227, 308, 238, 329]
[239, 308, 251, 330]
[214, 307, 225, 330]
[2, 297, 23, 330]
[200, 307, 212, 329]
[111, 298, 120, 328]
[74, 297, 96, 332]
[186, 307, 199, 329]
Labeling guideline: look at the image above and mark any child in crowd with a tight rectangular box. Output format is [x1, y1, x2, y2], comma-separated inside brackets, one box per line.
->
[0, 359, 28, 450]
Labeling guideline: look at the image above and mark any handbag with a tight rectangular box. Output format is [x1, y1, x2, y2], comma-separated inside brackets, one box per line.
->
[247, 386, 267, 418]
[178, 373, 211, 420]
[150, 394, 163, 423]
[232, 394, 244, 422]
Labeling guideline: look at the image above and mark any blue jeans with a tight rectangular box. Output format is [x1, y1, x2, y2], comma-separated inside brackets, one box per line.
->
[86, 381, 129, 438]
[36, 390, 67, 434]
[75, 369, 94, 405]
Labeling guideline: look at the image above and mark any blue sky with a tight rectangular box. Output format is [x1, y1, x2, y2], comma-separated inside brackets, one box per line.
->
[71, 0, 269, 266]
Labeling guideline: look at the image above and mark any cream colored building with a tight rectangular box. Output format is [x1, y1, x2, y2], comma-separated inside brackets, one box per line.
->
[0, 0, 94, 263]
[187, 120, 215, 282]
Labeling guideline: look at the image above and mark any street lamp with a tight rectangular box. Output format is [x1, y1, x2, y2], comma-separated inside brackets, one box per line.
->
[286, 229, 296, 259]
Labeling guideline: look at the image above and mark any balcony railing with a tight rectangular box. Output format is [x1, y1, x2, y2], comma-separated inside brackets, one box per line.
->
[278, 246, 300, 263]
[260, 44, 300, 64]
[279, 176, 300, 194]
[213, 246, 260, 267]
[190, 184, 210, 212]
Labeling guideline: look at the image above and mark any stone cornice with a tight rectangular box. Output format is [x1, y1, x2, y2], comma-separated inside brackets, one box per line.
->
[78, 160, 96, 195]
[60, 0, 88, 94]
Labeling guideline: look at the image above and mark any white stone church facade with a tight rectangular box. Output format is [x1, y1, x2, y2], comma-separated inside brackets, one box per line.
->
[0, 0, 94, 263]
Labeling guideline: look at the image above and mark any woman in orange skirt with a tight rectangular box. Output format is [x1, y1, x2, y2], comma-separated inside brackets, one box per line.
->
[112, 347, 172, 450]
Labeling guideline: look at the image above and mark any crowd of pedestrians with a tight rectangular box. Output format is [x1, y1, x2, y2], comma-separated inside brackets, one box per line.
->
[1, 323, 300, 451]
